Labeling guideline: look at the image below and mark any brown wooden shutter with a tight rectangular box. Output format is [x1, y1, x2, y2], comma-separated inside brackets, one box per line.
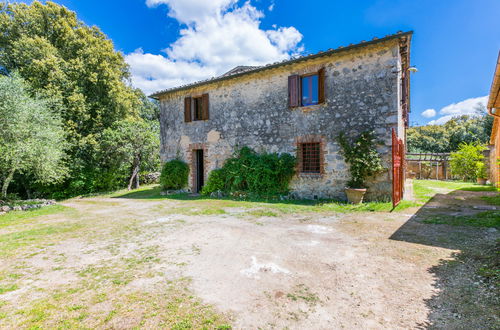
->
[184, 97, 192, 122]
[318, 67, 325, 104]
[288, 74, 300, 107]
[202, 93, 209, 120]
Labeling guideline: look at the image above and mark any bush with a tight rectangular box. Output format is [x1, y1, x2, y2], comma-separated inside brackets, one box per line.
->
[202, 147, 296, 197]
[201, 169, 225, 195]
[337, 131, 383, 188]
[160, 160, 189, 190]
[450, 143, 485, 181]
[476, 162, 488, 179]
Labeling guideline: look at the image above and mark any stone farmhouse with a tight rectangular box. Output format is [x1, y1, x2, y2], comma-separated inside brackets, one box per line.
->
[151, 31, 412, 200]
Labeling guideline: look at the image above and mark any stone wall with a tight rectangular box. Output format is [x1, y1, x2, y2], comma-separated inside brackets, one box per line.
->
[158, 38, 405, 200]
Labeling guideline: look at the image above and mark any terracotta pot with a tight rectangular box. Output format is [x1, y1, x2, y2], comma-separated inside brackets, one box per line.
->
[345, 188, 367, 204]
[477, 178, 487, 185]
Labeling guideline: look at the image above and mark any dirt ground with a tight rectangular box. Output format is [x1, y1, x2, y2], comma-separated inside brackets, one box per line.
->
[0, 184, 498, 329]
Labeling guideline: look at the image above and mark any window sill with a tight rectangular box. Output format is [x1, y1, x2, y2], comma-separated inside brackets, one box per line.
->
[291, 103, 325, 112]
[187, 119, 209, 123]
[298, 173, 323, 179]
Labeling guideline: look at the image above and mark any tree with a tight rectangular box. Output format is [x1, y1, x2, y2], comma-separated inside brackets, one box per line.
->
[407, 104, 493, 154]
[407, 124, 450, 153]
[99, 119, 160, 191]
[449, 143, 485, 182]
[0, 1, 144, 195]
[0, 73, 67, 198]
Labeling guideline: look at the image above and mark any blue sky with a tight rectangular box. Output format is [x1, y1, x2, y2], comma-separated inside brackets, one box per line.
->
[10, 0, 500, 126]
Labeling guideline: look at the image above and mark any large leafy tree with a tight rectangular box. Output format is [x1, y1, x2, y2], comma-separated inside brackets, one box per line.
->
[0, 1, 139, 140]
[0, 73, 67, 198]
[0, 1, 159, 196]
[99, 119, 160, 191]
[407, 104, 493, 153]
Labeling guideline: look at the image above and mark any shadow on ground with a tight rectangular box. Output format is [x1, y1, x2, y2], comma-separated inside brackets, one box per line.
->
[390, 189, 499, 329]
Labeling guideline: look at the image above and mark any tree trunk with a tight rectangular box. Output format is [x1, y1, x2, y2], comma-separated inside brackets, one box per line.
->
[128, 162, 140, 191]
[1, 168, 16, 199]
[134, 172, 140, 189]
[21, 177, 31, 199]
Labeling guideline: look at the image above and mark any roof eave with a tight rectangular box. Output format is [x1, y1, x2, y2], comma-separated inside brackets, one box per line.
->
[487, 51, 500, 112]
[149, 30, 413, 99]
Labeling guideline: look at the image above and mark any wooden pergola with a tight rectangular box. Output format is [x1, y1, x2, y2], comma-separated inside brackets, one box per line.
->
[406, 153, 451, 180]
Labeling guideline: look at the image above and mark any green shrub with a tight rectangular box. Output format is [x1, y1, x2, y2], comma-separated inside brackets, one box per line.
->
[337, 131, 383, 188]
[202, 147, 296, 197]
[450, 143, 485, 181]
[201, 169, 225, 195]
[476, 162, 487, 179]
[160, 159, 189, 190]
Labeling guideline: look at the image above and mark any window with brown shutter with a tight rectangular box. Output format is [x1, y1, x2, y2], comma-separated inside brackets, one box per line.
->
[289, 68, 326, 108]
[184, 97, 192, 122]
[318, 67, 325, 104]
[193, 96, 203, 121]
[185, 94, 209, 122]
[288, 74, 300, 107]
[202, 93, 209, 120]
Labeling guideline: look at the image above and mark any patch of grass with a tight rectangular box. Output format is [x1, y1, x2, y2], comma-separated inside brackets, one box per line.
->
[414, 179, 496, 192]
[190, 208, 227, 216]
[104, 309, 117, 322]
[423, 211, 500, 228]
[0, 223, 82, 256]
[460, 186, 498, 192]
[286, 284, 320, 306]
[413, 181, 436, 203]
[0, 205, 71, 229]
[0, 284, 18, 294]
[481, 194, 500, 206]
[115, 186, 418, 214]
[6, 278, 231, 328]
[245, 209, 279, 217]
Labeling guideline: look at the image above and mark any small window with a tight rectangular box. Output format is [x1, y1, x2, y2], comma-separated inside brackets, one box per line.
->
[193, 96, 203, 121]
[300, 142, 321, 174]
[301, 74, 319, 106]
[184, 94, 209, 122]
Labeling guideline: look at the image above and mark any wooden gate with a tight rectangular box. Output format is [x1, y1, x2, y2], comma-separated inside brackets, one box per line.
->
[392, 129, 405, 208]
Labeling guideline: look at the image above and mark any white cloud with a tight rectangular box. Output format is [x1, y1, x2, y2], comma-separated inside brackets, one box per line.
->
[128, 0, 303, 95]
[427, 96, 488, 125]
[145, 0, 236, 24]
[421, 108, 436, 118]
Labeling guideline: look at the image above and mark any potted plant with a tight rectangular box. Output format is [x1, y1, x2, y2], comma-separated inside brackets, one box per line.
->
[337, 131, 383, 204]
[476, 162, 487, 185]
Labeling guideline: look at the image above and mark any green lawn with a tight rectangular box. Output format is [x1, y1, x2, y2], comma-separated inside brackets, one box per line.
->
[112, 185, 419, 213]
[423, 211, 500, 228]
[112, 180, 497, 215]
[413, 180, 497, 203]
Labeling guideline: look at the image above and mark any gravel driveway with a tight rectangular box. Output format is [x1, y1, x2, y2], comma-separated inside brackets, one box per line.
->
[0, 186, 497, 329]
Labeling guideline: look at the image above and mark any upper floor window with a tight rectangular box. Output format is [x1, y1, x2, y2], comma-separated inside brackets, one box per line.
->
[301, 74, 319, 106]
[288, 68, 325, 108]
[184, 94, 209, 122]
[193, 96, 203, 121]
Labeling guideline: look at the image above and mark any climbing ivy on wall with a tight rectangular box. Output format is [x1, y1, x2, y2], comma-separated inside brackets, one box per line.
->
[202, 147, 296, 197]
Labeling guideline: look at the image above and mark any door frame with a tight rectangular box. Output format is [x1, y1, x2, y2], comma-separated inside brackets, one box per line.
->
[189, 143, 208, 194]
[194, 149, 204, 193]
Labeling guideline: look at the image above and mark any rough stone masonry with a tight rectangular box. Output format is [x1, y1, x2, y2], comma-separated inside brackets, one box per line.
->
[152, 32, 412, 200]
